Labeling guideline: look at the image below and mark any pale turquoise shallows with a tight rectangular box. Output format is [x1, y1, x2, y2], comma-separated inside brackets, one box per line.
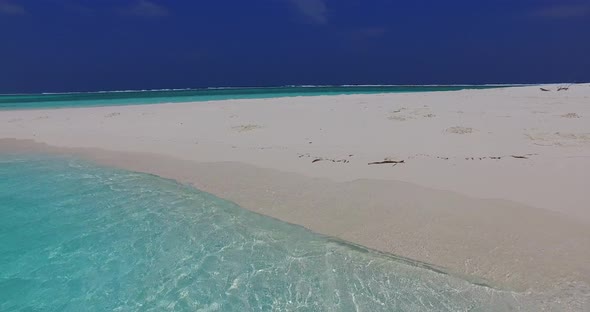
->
[0, 85, 508, 110]
[0, 154, 537, 311]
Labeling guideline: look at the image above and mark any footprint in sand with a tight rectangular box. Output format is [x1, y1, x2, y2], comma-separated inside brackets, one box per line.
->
[445, 126, 475, 134]
[105, 112, 121, 118]
[387, 107, 436, 121]
[387, 108, 407, 121]
[525, 131, 590, 147]
[561, 113, 581, 119]
[409, 107, 432, 116]
[232, 124, 263, 133]
[388, 115, 409, 121]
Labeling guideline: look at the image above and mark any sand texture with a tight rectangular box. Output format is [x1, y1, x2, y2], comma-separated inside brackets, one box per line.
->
[2, 84, 590, 298]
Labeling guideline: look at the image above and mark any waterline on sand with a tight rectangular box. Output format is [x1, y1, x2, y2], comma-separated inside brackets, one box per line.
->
[0, 153, 559, 311]
[0, 85, 508, 110]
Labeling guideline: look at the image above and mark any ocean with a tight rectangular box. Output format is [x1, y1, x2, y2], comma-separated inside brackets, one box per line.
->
[0, 153, 545, 311]
[0, 85, 509, 110]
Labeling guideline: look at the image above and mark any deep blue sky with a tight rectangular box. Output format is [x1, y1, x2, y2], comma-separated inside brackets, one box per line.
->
[1, 0, 589, 93]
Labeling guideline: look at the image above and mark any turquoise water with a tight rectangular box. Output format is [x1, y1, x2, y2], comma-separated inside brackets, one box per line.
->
[0, 154, 541, 311]
[0, 85, 509, 110]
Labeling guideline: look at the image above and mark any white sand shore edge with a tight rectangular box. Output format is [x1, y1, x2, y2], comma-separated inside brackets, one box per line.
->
[2, 85, 589, 295]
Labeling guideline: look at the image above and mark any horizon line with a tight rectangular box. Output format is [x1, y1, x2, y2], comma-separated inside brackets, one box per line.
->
[1, 82, 578, 96]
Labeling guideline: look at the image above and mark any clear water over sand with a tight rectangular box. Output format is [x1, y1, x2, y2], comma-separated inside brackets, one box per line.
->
[0, 154, 544, 311]
[0, 85, 506, 110]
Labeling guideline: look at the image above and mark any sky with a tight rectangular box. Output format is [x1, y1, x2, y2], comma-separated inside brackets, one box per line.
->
[1, 0, 589, 93]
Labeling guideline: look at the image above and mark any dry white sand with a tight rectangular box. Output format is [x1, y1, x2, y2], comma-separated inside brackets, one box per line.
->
[2, 85, 590, 297]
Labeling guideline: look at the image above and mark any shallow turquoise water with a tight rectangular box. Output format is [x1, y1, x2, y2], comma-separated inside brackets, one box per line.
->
[0, 85, 508, 110]
[0, 154, 541, 311]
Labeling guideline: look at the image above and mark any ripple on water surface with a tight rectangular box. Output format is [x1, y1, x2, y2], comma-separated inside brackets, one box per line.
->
[0, 154, 550, 311]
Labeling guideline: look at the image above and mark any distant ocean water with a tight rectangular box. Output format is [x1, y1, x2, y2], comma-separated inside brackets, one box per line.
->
[0, 85, 510, 110]
[0, 153, 549, 311]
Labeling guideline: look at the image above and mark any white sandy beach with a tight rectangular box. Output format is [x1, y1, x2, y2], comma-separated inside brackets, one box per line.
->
[1, 85, 590, 298]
